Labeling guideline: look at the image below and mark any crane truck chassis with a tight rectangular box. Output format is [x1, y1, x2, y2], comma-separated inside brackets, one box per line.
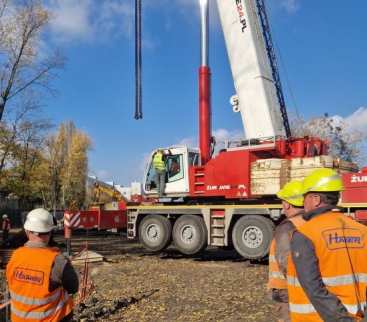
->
[63, 167, 367, 260]
[127, 204, 280, 258]
[126, 168, 367, 259]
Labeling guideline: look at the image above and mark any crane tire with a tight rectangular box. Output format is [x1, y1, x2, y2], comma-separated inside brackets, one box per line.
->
[139, 215, 172, 252]
[232, 215, 274, 260]
[173, 215, 207, 255]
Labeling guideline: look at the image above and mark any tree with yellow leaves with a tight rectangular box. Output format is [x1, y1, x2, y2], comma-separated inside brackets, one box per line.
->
[38, 121, 91, 210]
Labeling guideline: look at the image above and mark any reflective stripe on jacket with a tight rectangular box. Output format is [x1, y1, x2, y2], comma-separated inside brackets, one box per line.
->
[268, 215, 305, 290]
[268, 239, 287, 289]
[6, 247, 73, 322]
[287, 211, 367, 322]
[153, 151, 165, 171]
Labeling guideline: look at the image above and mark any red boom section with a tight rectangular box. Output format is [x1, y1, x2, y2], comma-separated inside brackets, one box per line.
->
[199, 66, 212, 165]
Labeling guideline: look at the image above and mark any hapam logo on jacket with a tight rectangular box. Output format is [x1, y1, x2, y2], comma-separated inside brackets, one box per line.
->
[14, 267, 44, 285]
[322, 228, 364, 250]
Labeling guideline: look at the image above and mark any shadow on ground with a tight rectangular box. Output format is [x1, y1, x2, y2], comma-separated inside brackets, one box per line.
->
[53, 230, 269, 266]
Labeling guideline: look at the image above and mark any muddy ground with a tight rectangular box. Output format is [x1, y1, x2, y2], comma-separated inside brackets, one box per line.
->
[1, 232, 277, 321]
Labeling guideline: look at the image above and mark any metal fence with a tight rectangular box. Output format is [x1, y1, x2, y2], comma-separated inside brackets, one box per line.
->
[0, 275, 10, 322]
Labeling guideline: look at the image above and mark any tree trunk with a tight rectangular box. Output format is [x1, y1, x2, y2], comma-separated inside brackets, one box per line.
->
[0, 102, 5, 122]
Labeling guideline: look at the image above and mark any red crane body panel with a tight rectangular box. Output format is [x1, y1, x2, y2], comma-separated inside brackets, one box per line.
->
[190, 149, 254, 199]
[342, 167, 367, 204]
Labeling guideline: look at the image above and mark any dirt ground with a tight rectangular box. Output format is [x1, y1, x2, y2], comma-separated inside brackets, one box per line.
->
[1, 232, 278, 321]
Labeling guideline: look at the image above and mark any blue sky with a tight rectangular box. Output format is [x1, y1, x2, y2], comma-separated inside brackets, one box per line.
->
[44, 0, 367, 185]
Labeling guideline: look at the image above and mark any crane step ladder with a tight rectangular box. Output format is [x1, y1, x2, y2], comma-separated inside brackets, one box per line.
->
[210, 210, 225, 246]
[193, 167, 206, 195]
[127, 211, 138, 239]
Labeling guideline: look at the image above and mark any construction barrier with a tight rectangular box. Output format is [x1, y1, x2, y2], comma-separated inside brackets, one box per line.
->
[64, 211, 81, 228]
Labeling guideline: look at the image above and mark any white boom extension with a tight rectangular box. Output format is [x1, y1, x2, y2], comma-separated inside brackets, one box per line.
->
[216, 0, 285, 139]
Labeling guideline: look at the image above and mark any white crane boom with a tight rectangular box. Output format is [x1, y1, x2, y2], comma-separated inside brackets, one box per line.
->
[216, 0, 286, 139]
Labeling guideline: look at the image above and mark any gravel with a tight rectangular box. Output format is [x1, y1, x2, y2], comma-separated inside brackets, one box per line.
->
[1, 233, 278, 321]
[72, 248, 276, 322]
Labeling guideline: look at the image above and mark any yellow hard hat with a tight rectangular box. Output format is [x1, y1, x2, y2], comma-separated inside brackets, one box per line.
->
[302, 168, 343, 194]
[277, 180, 304, 207]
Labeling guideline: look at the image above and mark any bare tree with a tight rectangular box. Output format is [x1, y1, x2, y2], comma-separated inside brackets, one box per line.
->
[0, 95, 40, 172]
[291, 114, 366, 163]
[0, 0, 64, 121]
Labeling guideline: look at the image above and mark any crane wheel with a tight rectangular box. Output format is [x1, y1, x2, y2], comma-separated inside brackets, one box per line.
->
[232, 215, 274, 260]
[172, 215, 207, 255]
[139, 215, 172, 252]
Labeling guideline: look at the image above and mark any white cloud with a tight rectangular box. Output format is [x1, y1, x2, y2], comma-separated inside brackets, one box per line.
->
[176, 128, 243, 152]
[48, 0, 133, 43]
[95, 169, 111, 181]
[213, 128, 243, 142]
[46, 0, 299, 44]
[95, 1, 133, 39]
[344, 107, 367, 135]
[48, 0, 93, 41]
[280, 0, 300, 14]
[178, 136, 196, 148]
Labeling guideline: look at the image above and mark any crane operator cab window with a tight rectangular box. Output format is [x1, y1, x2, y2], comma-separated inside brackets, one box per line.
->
[145, 153, 185, 193]
[188, 152, 199, 167]
[167, 155, 183, 182]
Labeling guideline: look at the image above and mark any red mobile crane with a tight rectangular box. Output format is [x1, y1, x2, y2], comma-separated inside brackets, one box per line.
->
[67, 0, 367, 259]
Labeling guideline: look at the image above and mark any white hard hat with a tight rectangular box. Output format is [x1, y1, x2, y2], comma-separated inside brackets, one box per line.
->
[24, 208, 55, 233]
[2, 214, 8, 219]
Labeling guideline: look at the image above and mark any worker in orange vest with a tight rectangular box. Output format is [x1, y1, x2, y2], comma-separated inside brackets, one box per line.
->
[6, 208, 79, 322]
[268, 180, 305, 322]
[287, 168, 367, 321]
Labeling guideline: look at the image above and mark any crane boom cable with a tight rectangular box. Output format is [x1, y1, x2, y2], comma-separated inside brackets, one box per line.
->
[255, 0, 291, 138]
[273, 39, 301, 120]
[135, 0, 142, 120]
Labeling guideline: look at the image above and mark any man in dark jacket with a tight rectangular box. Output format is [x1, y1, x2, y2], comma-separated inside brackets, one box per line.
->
[268, 180, 304, 322]
[288, 168, 367, 321]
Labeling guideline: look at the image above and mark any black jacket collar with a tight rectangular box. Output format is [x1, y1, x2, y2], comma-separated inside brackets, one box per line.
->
[303, 205, 338, 221]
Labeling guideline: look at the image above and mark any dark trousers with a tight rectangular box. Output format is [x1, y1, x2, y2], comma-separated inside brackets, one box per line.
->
[2, 230, 9, 243]
[155, 170, 166, 197]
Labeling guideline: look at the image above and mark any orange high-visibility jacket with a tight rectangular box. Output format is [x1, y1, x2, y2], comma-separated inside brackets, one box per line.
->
[268, 215, 305, 290]
[287, 211, 367, 322]
[6, 246, 73, 322]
